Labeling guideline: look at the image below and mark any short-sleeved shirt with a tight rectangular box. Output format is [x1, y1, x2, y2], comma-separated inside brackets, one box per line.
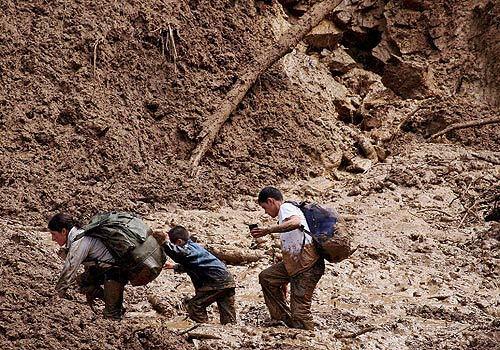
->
[278, 202, 319, 276]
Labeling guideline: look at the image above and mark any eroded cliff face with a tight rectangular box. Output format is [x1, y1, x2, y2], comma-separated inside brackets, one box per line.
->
[0, 0, 498, 223]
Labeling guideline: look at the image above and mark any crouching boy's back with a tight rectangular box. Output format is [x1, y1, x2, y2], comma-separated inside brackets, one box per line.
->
[162, 226, 236, 324]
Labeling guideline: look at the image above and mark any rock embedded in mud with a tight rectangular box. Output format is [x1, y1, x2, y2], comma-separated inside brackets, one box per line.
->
[304, 19, 343, 49]
[206, 244, 265, 265]
[382, 57, 437, 99]
[320, 47, 357, 75]
[346, 157, 372, 173]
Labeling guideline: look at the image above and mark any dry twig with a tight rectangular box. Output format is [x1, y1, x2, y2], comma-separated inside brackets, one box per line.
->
[334, 326, 377, 339]
[176, 323, 200, 336]
[431, 116, 500, 139]
[417, 208, 454, 217]
[93, 38, 101, 77]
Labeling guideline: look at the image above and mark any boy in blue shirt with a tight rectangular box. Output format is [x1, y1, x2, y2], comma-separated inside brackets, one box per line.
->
[162, 226, 236, 324]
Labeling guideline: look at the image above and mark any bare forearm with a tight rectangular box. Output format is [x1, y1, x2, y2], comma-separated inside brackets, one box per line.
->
[269, 216, 301, 233]
[251, 216, 302, 238]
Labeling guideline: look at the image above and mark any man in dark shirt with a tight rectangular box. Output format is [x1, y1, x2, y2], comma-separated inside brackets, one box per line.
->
[162, 226, 236, 324]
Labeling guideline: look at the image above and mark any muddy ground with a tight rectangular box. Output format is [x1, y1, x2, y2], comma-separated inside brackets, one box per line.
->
[0, 0, 499, 349]
[1, 141, 498, 349]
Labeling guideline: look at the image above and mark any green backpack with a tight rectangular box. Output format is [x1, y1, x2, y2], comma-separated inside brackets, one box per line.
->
[77, 212, 166, 286]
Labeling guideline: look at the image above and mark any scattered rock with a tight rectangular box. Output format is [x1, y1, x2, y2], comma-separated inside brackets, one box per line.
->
[320, 47, 357, 75]
[382, 57, 437, 99]
[205, 244, 265, 265]
[346, 157, 372, 173]
[304, 19, 343, 49]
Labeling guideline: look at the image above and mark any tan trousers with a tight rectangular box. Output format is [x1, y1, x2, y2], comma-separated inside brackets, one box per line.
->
[259, 259, 324, 330]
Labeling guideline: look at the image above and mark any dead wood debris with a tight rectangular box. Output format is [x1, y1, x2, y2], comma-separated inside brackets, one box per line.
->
[334, 326, 378, 338]
[431, 116, 500, 139]
[188, 0, 345, 173]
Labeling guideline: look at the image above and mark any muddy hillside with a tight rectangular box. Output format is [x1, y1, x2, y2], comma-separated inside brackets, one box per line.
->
[0, 0, 497, 224]
[0, 0, 499, 350]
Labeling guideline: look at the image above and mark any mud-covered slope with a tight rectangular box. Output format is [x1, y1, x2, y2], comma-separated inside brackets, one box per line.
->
[0, 1, 356, 223]
[1, 141, 498, 350]
[0, 0, 498, 225]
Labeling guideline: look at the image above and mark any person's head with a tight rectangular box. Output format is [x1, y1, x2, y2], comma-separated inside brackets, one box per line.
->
[168, 225, 190, 246]
[48, 213, 77, 246]
[257, 186, 283, 218]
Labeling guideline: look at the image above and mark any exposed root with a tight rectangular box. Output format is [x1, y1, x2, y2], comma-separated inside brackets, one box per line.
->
[431, 116, 500, 139]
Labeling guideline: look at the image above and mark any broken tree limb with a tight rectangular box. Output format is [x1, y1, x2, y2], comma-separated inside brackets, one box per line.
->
[93, 38, 101, 77]
[205, 244, 265, 265]
[431, 116, 500, 139]
[187, 331, 221, 340]
[188, 0, 345, 172]
[177, 323, 201, 336]
[334, 326, 378, 339]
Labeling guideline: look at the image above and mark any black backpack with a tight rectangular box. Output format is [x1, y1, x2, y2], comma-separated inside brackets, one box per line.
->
[287, 201, 353, 263]
[76, 212, 167, 286]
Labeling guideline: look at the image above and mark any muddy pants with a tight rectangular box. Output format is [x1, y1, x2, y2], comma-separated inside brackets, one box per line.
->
[78, 266, 128, 320]
[259, 259, 325, 330]
[187, 287, 236, 325]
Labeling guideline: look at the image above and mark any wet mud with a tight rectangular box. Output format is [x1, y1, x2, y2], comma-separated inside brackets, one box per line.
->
[2, 142, 498, 349]
[1, 0, 499, 349]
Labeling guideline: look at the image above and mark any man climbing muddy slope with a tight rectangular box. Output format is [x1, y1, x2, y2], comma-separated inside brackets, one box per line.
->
[48, 213, 128, 319]
[251, 186, 325, 330]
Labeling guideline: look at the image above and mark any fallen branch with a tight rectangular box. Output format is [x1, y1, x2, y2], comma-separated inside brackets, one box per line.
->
[168, 24, 178, 74]
[334, 326, 377, 339]
[458, 200, 478, 229]
[431, 116, 500, 139]
[176, 323, 200, 336]
[189, 0, 344, 172]
[470, 152, 500, 165]
[417, 208, 454, 217]
[205, 244, 265, 265]
[93, 38, 101, 77]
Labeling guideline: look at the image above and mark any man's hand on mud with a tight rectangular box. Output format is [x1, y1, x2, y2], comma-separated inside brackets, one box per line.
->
[163, 261, 176, 269]
[251, 227, 271, 238]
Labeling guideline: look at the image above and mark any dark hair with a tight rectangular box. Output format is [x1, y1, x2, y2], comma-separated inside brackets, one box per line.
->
[258, 186, 283, 204]
[48, 213, 77, 232]
[168, 225, 190, 242]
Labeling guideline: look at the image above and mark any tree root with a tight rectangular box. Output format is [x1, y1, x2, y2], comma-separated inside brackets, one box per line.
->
[431, 116, 500, 139]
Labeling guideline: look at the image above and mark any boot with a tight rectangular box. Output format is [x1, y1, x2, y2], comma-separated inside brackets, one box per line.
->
[103, 280, 125, 320]
[85, 286, 104, 313]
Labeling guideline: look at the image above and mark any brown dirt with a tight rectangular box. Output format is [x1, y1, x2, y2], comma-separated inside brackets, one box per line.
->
[0, 0, 499, 349]
[2, 0, 496, 225]
[0, 0, 355, 224]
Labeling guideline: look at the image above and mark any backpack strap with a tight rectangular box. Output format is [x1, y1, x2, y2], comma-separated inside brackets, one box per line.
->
[72, 226, 123, 264]
[74, 231, 86, 241]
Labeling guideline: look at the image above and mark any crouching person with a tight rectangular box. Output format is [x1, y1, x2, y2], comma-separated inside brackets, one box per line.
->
[162, 226, 236, 325]
[48, 213, 128, 319]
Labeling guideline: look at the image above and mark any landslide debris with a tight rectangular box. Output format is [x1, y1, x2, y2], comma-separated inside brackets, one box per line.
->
[0, 0, 498, 224]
